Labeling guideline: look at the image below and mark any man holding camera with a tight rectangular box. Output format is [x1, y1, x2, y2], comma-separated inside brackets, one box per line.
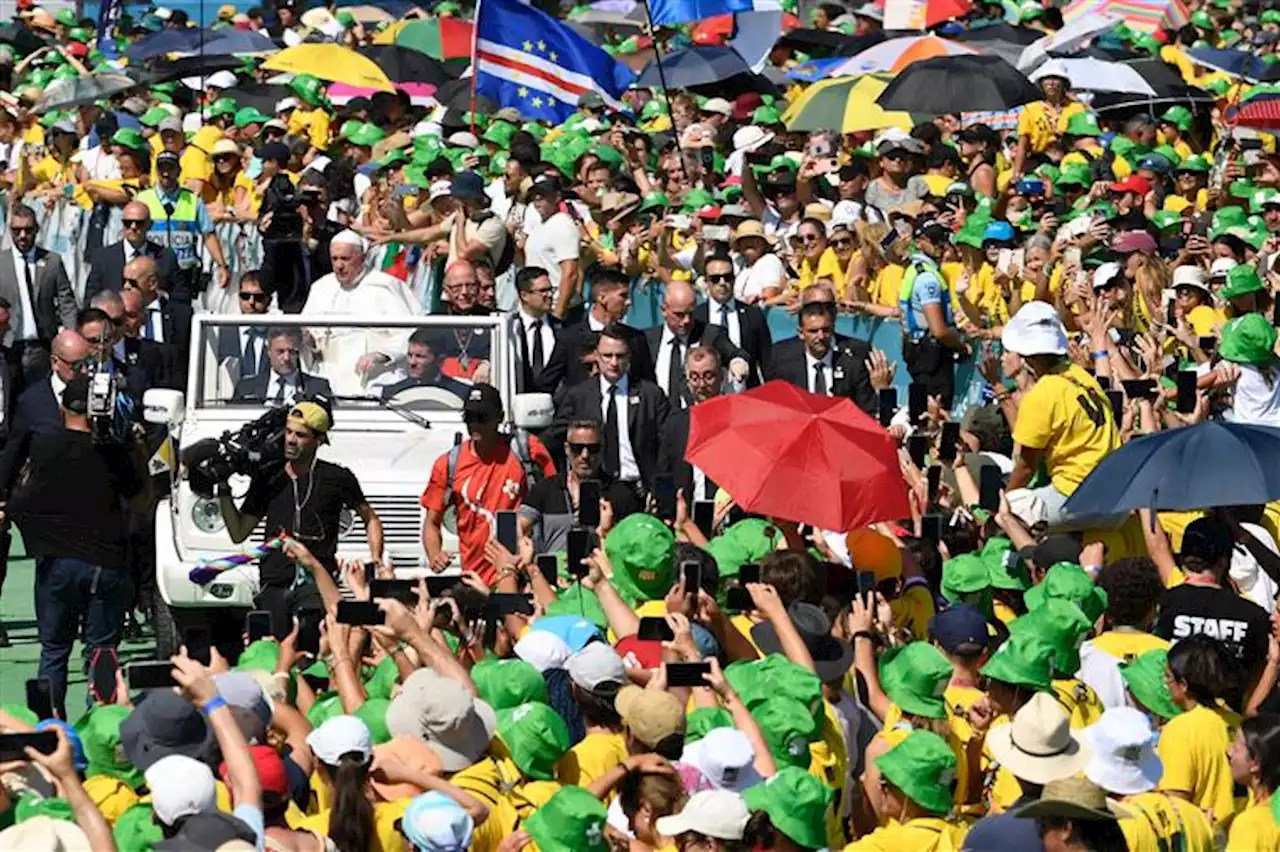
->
[135, 151, 230, 303]
[5, 373, 145, 718]
[218, 401, 383, 631]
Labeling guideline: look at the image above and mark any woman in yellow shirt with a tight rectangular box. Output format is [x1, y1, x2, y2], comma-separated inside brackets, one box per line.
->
[846, 731, 970, 851]
[1157, 635, 1242, 830]
[846, 222, 905, 316]
[82, 134, 149, 208]
[203, 138, 257, 222]
[795, 218, 844, 294]
[1227, 714, 1280, 851]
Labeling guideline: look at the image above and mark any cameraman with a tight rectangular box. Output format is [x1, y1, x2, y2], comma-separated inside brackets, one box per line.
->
[5, 374, 145, 718]
[257, 142, 309, 313]
[217, 401, 384, 631]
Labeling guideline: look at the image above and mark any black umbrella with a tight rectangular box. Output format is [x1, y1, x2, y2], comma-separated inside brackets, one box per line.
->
[1051, 43, 1140, 62]
[356, 45, 461, 86]
[636, 46, 750, 88]
[131, 55, 246, 86]
[877, 54, 1041, 113]
[777, 28, 882, 58]
[434, 78, 498, 114]
[223, 82, 292, 115]
[951, 23, 1042, 46]
[0, 23, 48, 56]
[1090, 59, 1215, 112]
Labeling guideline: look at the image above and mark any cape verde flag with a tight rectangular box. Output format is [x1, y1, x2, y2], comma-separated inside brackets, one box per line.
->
[647, 0, 782, 27]
[475, 0, 635, 124]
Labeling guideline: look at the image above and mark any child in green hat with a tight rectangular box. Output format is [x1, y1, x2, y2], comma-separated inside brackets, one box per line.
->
[1118, 648, 1182, 724]
[523, 785, 608, 852]
[742, 766, 833, 850]
[1009, 599, 1103, 728]
[847, 730, 969, 850]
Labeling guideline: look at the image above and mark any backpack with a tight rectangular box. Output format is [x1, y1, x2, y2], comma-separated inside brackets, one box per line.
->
[441, 430, 541, 508]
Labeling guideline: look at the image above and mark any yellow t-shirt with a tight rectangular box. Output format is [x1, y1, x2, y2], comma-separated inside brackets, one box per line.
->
[1012, 363, 1120, 495]
[799, 247, 846, 294]
[1087, 630, 1170, 664]
[200, 171, 258, 216]
[1157, 703, 1241, 828]
[82, 775, 139, 824]
[1017, 100, 1087, 154]
[878, 705, 971, 817]
[31, 155, 91, 208]
[1120, 790, 1216, 852]
[1051, 678, 1103, 729]
[557, 731, 627, 789]
[944, 262, 1007, 328]
[892, 584, 936, 641]
[1227, 797, 1280, 851]
[1160, 45, 1200, 84]
[288, 107, 331, 151]
[944, 684, 986, 813]
[452, 756, 561, 852]
[1018, 264, 1064, 304]
[870, 263, 906, 308]
[843, 816, 969, 851]
[179, 126, 224, 187]
[290, 800, 409, 852]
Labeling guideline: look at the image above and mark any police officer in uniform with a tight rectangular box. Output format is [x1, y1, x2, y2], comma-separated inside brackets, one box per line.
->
[134, 151, 231, 304]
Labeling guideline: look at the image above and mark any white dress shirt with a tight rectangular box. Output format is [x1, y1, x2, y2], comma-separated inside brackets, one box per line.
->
[586, 310, 607, 332]
[654, 326, 689, 403]
[600, 374, 639, 482]
[706, 297, 742, 347]
[144, 301, 165, 343]
[517, 307, 555, 368]
[804, 349, 835, 395]
[11, 248, 37, 342]
[263, 372, 300, 407]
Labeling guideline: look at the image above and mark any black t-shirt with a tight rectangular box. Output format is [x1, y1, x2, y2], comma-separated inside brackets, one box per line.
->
[10, 430, 142, 568]
[1156, 582, 1271, 673]
[240, 459, 366, 586]
[520, 473, 640, 554]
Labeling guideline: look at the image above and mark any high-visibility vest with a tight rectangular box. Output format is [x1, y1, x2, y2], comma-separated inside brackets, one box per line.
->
[137, 188, 202, 270]
[898, 253, 951, 339]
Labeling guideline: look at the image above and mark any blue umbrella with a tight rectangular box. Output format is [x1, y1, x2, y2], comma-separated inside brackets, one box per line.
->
[126, 27, 211, 61]
[1186, 48, 1279, 82]
[1062, 422, 1280, 517]
[635, 46, 752, 89]
[195, 29, 278, 56]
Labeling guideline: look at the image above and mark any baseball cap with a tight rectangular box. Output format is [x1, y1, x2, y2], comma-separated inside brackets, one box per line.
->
[221, 745, 288, 803]
[929, 603, 990, 654]
[1092, 261, 1122, 291]
[616, 685, 685, 748]
[306, 715, 373, 766]
[1108, 175, 1153, 196]
[212, 672, 272, 728]
[145, 754, 217, 825]
[1002, 300, 1068, 357]
[463, 383, 504, 420]
[158, 117, 183, 134]
[1181, 517, 1235, 564]
[701, 97, 733, 117]
[401, 791, 474, 851]
[450, 170, 486, 200]
[1018, 534, 1083, 569]
[654, 790, 750, 841]
[679, 727, 762, 792]
[288, 401, 331, 437]
[156, 150, 181, 170]
[1111, 230, 1158, 255]
[258, 141, 291, 164]
[566, 642, 626, 695]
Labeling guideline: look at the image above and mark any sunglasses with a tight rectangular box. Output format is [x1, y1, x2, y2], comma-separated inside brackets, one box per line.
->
[567, 441, 602, 454]
[832, 238, 854, 248]
[10, 225, 35, 234]
[705, 273, 732, 284]
[122, 218, 149, 228]
[239, 291, 269, 303]
[799, 233, 823, 244]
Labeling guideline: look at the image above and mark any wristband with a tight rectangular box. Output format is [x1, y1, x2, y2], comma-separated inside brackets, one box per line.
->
[852, 630, 876, 643]
[201, 696, 228, 717]
[1091, 350, 1109, 360]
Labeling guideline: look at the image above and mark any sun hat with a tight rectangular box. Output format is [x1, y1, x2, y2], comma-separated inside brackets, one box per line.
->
[1221, 264, 1266, 300]
[1172, 265, 1210, 297]
[385, 668, 498, 772]
[111, 127, 146, 151]
[471, 658, 548, 710]
[742, 766, 833, 849]
[752, 696, 821, 769]
[1002, 300, 1069, 357]
[730, 219, 776, 248]
[74, 705, 143, 789]
[750, 602, 852, 683]
[1024, 562, 1109, 623]
[145, 755, 216, 826]
[1008, 598, 1093, 677]
[513, 630, 573, 673]
[986, 692, 1091, 785]
[524, 786, 608, 852]
[120, 691, 217, 773]
[981, 631, 1055, 693]
[680, 727, 762, 792]
[878, 642, 954, 719]
[1013, 776, 1134, 821]
[0, 817, 92, 850]
[1119, 649, 1181, 720]
[307, 715, 373, 766]
[605, 513, 675, 604]
[941, 553, 993, 602]
[401, 791, 474, 852]
[875, 730, 958, 814]
[498, 702, 570, 781]
[655, 789, 749, 841]
[724, 654, 823, 722]
[983, 537, 1031, 591]
[1082, 707, 1163, 795]
[566, 642, 626, 695]
[1220, 313, 1279, 366]
[615, 685, 685, 748]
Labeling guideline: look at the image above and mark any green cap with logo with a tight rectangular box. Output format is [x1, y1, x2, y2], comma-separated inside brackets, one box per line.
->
[1160, 105, 1193, 132]
[234, 106, 272, 129]
[879, 642, 953, 719]
[1221, 264, 1267, 300]
[605, 513, 675, 605]
[208, 96, 238, 119]
[742, 766, 833, 850]
[1064, 111, 1102, 137]
[498, 702, 571, 781]
[876, 730, 957, 814]
[524, 785, 609, 852]
[473, 657, 549, 710]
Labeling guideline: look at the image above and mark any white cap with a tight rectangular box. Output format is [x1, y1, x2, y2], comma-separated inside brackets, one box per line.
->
[680, 728, 762, 793]
[275, 96, 300, 114]
[513, 630, 572, 673]
[731, 125, 772, 153]
[154, 6, 174, 19]
[701, 97, 732, 117]
[306, 715, 373, 766]
[331, 229, 365, 250]
[305, 155, 331, 174]
[1210, 257, 1238, 278]
[264, 118, 288, 132]
[182, 112, 203, 135]
[1001, 300, 1068, 357]
[446, 131, 479, 149]
[428, 180, 453, 202]
[414, 120, 444, 139]
[566, 642, 627, 692]
[206, 70, 237, 90]
[145, 755, 217, 826]
[1171, 265, 1208, 291]
[1083, 707, 1163, 796]
[654, 790, 750, 841]
[1231, 522, 1280, 609]
[853, 2, 885, 20]
[1091, 261, 1122, 292]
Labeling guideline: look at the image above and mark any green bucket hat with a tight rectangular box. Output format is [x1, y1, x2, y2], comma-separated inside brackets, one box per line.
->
[354, 698, 391, 745]
[605, 513, 675, 604]
[982, 538, 1031, 591]
[752, 105, 782, 125]
[306, 691, 346, 728]
[876, 730, 957, 814]
[15, 794, 74, 823]
[208, 96, 237, 119]
[1119, 649, 1182, 720]
[0, 704, 37, 727]
[1024, 562, 1108, 624]
[525, 786, 608, 852]
[980, 631, 1055, 692]
[498, 702, 571, 781]
[376, 148, 409, 170]
[742, 766, 833, 850]
[1213, 206, 1248, 232]
[1055, 163, 1093, 189]
[290, 73, 327, 107]
[139, 106, 170, 128]
[1151, 210, 1183, 233]
[482, 120, 517, 149]
[1108, 136, 1147, 162]
[1220, 313, 1279, 366]
[346, 121, 385, 148]
[363, 655, 400, 701]
[75, 705, 143, 789]
[1009, 598, 1092, 677]
[685, 707, 735, 744]
[1221, 264, 1267, 300]
[879, 642, 953, 719]
[473, 658, 548, 710]
[1063, 111, 1102, 137]
[952, 217, 988, 250]
[753, 697, 821, 768]
[1160, 105, 1193, 132]
[942, 553, 993, 603]
[110, 128, 146, 150]
[461, 110, 490, 132]
[725, 654, 823, 721]
[235, 639, 281, 673]
[234, 106, 271, 129]
[114, 804, 163, 852]
[1229, 179, 1258, 200]
[1263, 8, 1280, 23]
[1252, 188, 1280, 214]
[638, 191, 670, 213]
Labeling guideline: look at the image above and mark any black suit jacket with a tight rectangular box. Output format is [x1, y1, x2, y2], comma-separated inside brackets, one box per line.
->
[232, 371, 333, 404]
[146, 297, 193, 382]
[0, 377, 62, 498]
[692, 300, 772, 385]
[84, 239, 180, 303]
[215, 324, 272, 376]
[118, 336, 176, 395]
[643, 319, 749, 406]
[555, 376, 669, 486]
[535, 316, 654, 396]
[766, 337, 879, 415]
[657, 407, 722, 501]
[507, 311, 563, 395]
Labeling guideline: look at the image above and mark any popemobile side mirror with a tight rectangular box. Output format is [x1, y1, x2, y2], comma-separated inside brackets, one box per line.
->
[511, 393, 553, 431]
[143, 388, 186, 429]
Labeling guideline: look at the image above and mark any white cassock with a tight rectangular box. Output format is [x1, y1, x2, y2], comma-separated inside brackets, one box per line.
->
[300, 269, 422, 396]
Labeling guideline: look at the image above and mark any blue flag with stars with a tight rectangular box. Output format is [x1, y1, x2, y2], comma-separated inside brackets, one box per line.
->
[474, 0, 635, 124]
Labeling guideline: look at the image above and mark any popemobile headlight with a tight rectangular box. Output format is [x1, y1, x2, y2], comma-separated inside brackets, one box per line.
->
[192, 497, 226, 534]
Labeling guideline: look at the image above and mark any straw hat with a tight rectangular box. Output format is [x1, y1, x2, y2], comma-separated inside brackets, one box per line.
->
[1012, 776, 1135, 822]
[730, 219, 776, 248]
[985, 692, 1090, 785]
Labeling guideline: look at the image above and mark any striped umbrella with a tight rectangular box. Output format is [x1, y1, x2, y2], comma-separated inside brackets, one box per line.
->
[374, 17, 474, 61]
[1227, 88, 1280, 129]
[788, 35, 976, 80]
[782, 73, 928, 133]
[1062, 0, 1188, 32]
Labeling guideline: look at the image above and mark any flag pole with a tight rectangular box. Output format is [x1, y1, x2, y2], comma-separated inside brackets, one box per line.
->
[640, 5, 686, 168]
[469, 0, 482, 136]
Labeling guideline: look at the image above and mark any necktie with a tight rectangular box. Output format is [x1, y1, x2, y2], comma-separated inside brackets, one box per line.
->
[719, 302, 730, 329]
[273, 377, 287, 405]
[529, 320, 545, 372]
[813, 361, 828, 395]
[603, 385, 620, 475]
[22, 258, 34, 338]
[667, 338, 684, 406]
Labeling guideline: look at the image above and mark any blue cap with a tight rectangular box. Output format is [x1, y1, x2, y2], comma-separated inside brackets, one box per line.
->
[36, 719, 86, 773]
[929, 604, 990, 654]
[1138, 154, 1172, 173]
[983, 221, 1015, 243]
[450, 170, 486, 200]
[529, 615, 601, 653]
[401, 791, 473, 851]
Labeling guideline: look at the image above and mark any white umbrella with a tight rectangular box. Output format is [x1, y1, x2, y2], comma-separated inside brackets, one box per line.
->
[1030, 57, 1156, 95]
[1018, 12, 1119, 72]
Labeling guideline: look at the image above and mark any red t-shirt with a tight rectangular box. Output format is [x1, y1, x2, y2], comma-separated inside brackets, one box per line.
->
[420, 436, 556, 582]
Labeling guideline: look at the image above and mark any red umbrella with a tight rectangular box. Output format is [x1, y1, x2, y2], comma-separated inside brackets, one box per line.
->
[685, 381, 910, 531]
[1229, 97, 1280, 131]
[691, 12, 802, 46]
[924, 0, 973, 26]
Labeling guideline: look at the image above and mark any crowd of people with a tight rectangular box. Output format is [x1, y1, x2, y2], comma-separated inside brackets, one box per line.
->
[7, 0, 1280, 850]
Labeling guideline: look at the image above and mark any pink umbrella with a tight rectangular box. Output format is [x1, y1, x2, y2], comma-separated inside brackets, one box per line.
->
[327, 81, 438, 105]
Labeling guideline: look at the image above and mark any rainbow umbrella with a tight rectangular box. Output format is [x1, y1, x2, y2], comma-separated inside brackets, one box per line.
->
[375, 17, 474, 61]
[1062, 0, 1188, 33]
[782, 73, 928, 133]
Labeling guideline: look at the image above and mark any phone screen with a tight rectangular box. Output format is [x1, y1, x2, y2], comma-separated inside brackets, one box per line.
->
[979, 466, 1003, 513]
[127, 661, 177, 691]
[682, 560, 702, 597]
[1107, 390, 1124, 424]
[878, 388, 897, 427]
[1121, 379, 1157, 400]
[1198, 336, 1217, 353]
[183, 626, 212, 667]
[25, 678, 52, 721]
[495, 511, 519, 554]
[245, 611, 273, 643]
[665, 662, 712, 688]
[739, 563, 760, 585]
[651, 474, 676, 520]
[566, 527, 590, 578]
[1177, 370, 1198, 413]
[536, 554, 558, 587]
[908, 434, 927, 468]
[926, 465, 941, 503]
[336, 601, 385, 626]
[939, 421, 960, 463]
[693, 500, 715, 539]
[921, 513, 943, 542]
[0, 732, 57, 763]
[637, 616, 675, 641]
[488, 593, 535, 616]
[908, 383, 927, 423]
[577, 480, 601, 528]
[369, 579, 421, 605]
